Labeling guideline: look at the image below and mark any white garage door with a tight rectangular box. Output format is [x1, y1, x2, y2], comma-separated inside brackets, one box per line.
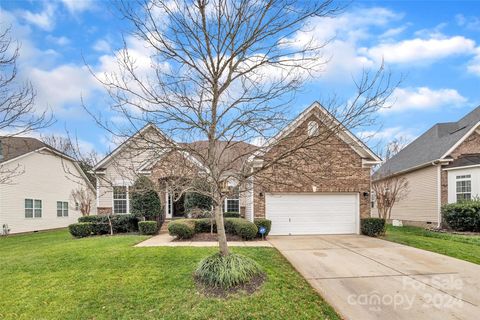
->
[266, 193, 358, 235]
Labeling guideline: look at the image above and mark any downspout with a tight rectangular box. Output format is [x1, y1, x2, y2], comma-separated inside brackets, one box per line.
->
[431, 160, 449, 228]
[96, 176, 100, 208]
[436, 164, 442, 229]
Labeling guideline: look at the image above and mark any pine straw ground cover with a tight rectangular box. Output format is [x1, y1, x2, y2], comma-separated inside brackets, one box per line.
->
[0, 229, 339, 320]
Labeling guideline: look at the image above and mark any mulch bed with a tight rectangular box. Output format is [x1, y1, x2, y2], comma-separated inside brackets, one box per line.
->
[194, 273, 267, 298]
[173, 233, 245, 242]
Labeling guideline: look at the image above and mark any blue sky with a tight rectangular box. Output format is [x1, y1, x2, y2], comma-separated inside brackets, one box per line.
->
[1, 0, 480, 156]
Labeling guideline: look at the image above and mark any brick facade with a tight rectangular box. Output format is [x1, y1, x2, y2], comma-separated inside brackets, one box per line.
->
[253, 115, 372, 219]
[441, 130, 480, 205]
[97, 207, 113, 215]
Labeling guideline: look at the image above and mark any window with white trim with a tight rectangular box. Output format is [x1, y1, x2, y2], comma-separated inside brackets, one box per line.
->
[57, 201, 69, 217]
[25, 199, 42, 218]
[113, 186, 128, 214]
[307, 121, 319, 137]
[456, 174, 472, 202]
[224, 186, 240, 213]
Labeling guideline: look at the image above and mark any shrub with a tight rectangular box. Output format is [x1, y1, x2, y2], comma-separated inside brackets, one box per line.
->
[78, 214, 139, 234]
[186, 208, 211, 219]
[442, 200, 480, 232]
[361, 218, 386, 237]
[78, 215, 103, 223]
[194, 218, 217, 233]
[112, 214, 139, 233]
[139, 221, 158, 235]
[195, 253, 264, 288]
[168, 219, 195, 239]
[91, 222, 110, 235]
[184, 192, 212, 211]
[69, 223, 93, 238]
[226, 218, 258, 240]
[130, 176, 162, 220]
[254, 218, 272, 238]
[223, 218, 237, 234]
[224, 212, 240, 218]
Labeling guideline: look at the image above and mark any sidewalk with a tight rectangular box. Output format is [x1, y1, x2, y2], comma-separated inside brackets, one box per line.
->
[135, 232, 273, 247]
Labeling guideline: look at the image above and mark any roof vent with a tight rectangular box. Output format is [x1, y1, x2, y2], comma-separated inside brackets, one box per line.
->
[449, 125, 467, 134]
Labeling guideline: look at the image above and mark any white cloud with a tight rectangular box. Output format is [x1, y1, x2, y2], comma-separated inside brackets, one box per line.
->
[46, 35, 70, 46]
[379, 26, 408, 39]
[384, 87, 468, 113]
[29, 65, 101, 112]
[467, 48, 480, 76]
[456, 14, 480, 31]
[361, 36, 476, 65]
[358, 126, 416, 143]
[20, 3, 56, 31]
[0, 7, 104, 115]
[93, 39, 111, 53]
[60, 0, 95, 13]
[282, 7, 401, 81]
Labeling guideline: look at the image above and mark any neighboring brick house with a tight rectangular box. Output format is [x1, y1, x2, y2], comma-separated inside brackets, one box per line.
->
[372, 106, 480, 227]
[93, 102, 380, 235]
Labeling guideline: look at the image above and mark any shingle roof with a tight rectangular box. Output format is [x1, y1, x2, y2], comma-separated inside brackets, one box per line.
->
[444, 153, 480, 169]
[374, 105, 480, 179]
[0, 136, 47, 163]
[185, 140, 257, 171]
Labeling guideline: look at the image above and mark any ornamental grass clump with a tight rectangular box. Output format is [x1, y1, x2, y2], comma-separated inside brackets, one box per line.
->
[195, 253, 264, 289]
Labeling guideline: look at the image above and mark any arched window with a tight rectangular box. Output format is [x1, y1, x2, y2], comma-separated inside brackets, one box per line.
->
[307, 121, 319, 136]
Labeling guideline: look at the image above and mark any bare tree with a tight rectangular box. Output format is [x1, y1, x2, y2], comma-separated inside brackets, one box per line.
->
[372, 176, 409, 221]
[71, 187, 94, 216]
[41, 133, 99, 186]
[372, 138, 409, 221]
[0, 26, 53, 183]
[88, 0, 396, 256]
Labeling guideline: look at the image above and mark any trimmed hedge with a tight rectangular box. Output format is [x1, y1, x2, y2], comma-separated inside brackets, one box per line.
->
[194, 218, 217, 233]
[139, 221, 158, 235]
[168, 219, 195, 239]
[442, 200, 480, 232]
[69, 223, 93, 238]
[233, 219, 258, 240]
[170, 218, 260, 240]
[361, 218, 385, 237]
[78, 214, 139, 234]
[224, 212, 240, 218]
[221, 218, 258, 240]
[254, 218, 272, 237]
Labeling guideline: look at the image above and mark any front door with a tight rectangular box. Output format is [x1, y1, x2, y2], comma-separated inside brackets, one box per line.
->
[166, 192, 185, 218]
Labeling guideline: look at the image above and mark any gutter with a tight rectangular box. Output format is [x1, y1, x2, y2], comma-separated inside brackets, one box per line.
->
[373, 158, 452, 182]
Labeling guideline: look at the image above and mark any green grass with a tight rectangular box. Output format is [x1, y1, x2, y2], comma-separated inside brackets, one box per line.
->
[0, 230, 339, 320]
[383, 225, 480, 264]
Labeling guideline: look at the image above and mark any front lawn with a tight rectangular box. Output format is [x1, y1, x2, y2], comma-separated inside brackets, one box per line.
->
[383, 225, 480, 264]
[0, 230, 339, 320]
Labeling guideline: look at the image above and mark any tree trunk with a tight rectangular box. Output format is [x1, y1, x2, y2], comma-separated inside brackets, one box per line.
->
[213, 204, 229, 256]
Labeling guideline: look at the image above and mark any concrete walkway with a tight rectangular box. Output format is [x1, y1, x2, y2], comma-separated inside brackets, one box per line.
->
[269, 234, 480, 320]
[135, 232, 273, 247]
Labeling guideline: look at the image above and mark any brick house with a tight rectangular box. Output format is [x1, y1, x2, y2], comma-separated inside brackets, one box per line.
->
[93, 102, 380, 235]
[372, 106, 480, 227]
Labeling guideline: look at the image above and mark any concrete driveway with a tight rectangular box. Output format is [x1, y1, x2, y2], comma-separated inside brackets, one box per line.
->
[268, 235, 480, 320]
